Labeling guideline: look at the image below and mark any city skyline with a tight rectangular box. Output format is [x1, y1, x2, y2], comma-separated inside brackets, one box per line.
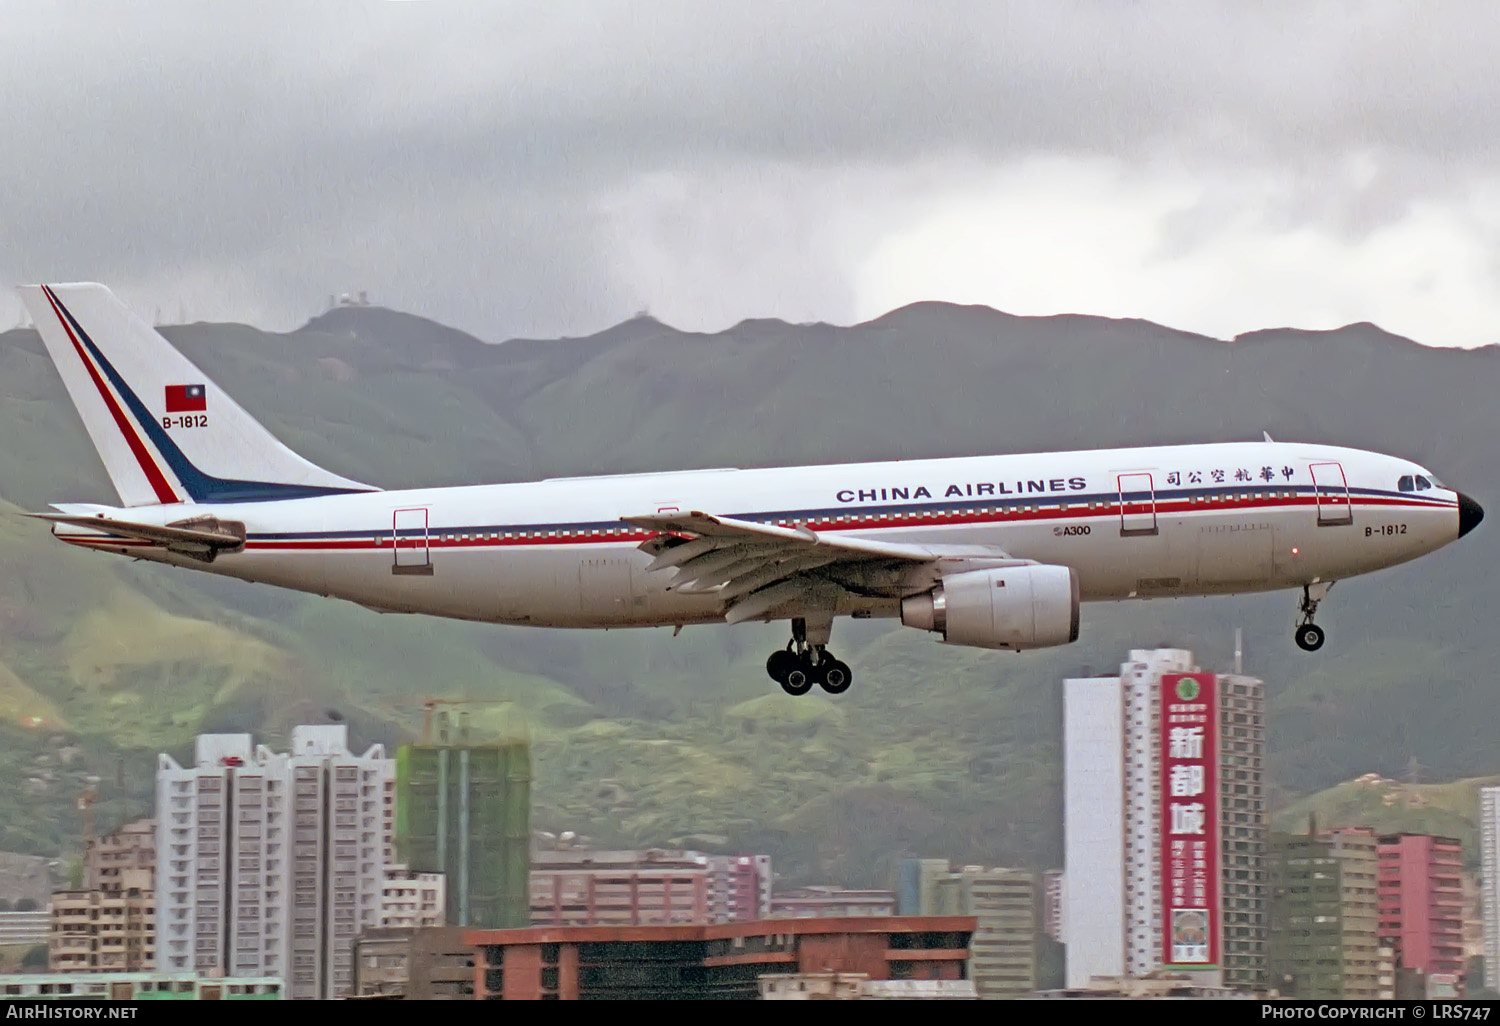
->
[0, 645, 1489, 998]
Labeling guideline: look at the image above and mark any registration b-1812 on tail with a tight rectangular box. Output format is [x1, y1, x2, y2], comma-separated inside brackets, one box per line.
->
[14, 283, 1484, 697]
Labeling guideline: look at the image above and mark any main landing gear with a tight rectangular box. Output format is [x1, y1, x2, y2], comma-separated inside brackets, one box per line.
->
[1294, 582, 1333, 652]
[766, 617, 852, 696]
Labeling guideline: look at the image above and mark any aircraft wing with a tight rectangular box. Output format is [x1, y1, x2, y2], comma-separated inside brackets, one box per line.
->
[28, 512, 245, 561]
[622, 510, 1023, 623]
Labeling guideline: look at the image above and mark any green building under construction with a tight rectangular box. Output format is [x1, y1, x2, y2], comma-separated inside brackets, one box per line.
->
[395, 714, 531, 929]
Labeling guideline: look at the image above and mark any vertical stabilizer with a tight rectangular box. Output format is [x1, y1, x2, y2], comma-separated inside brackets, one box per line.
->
[17, 283, 375, 507]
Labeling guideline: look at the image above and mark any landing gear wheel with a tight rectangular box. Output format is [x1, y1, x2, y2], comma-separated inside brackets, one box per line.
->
[820, 659, 853, 695]
[781, 663, 814, 697]
[1295, 623, 1325, 652]
[772, 619, 844, 696]
[766, 647, 798, 684]
[1295, 583, 1332, 653]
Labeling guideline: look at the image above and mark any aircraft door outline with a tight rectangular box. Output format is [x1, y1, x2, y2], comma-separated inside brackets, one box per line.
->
[1117, 473, 1159, 536]
[1309, 463, 1354, 527]
[392, 507, 434, 575]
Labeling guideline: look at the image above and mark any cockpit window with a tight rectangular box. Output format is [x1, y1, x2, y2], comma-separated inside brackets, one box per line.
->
[1398, 475, 1415, 492]
[1415, 475, 1432, 491]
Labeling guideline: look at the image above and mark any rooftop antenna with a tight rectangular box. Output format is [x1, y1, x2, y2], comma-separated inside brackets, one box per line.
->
[1405, 756, 1424, 785]
[1234, 628, 1243, 675]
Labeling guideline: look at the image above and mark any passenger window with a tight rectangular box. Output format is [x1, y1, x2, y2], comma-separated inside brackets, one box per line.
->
[1397, 476, 1414, 492]
[1415, 475, 1432, 491]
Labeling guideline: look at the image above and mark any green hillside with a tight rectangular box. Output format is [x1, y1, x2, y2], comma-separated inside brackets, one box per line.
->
[1272, 774, 1500, 867]
[1, 300, 1498, 883]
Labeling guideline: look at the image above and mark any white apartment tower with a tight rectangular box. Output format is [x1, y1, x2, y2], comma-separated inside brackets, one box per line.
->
[156, 726, 394, 999]
[1063, 649, 1267, 993]
[1481, 786, 1500, 993]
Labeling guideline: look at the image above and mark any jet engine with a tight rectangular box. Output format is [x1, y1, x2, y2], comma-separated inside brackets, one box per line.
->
[900, 565, 1080, 650]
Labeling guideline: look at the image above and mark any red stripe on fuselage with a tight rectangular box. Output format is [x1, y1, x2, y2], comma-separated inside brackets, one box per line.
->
[41, 286, 178, 505]
[233, 493, 1452, 552]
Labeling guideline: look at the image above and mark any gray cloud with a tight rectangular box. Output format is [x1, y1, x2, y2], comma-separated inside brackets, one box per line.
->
[4, 2, 1500, 344]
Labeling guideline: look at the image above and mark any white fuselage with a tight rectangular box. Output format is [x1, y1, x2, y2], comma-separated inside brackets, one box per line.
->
[56, 440, 1462, 629]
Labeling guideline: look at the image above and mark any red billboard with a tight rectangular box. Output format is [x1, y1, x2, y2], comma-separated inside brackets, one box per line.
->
[1160, 672, 1219, 969]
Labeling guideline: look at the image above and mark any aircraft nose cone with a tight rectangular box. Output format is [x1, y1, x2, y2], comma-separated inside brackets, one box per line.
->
[1458, 492, 1485, 538]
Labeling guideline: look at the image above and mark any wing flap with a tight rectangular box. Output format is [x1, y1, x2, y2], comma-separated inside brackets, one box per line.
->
[722, 580, 810, 624]
[625, 508, 1024, 621]
[626, 509, 1014, 563]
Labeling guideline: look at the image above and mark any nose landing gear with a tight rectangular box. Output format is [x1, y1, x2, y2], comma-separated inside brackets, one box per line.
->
[765, 617, 853, 696]
[1294, 582, 1333, 652]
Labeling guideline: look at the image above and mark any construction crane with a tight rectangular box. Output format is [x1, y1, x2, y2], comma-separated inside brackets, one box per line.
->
[419, 697, 520, 744]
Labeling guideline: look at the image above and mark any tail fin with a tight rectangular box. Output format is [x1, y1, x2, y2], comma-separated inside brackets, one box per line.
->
[18, 282, 376, 506]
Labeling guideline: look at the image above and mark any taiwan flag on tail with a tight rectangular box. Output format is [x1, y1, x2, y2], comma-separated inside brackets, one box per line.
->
[164, 384, 207, 412]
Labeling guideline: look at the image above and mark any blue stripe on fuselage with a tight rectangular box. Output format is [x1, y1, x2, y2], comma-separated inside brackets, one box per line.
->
[240, 483, 1455, 542]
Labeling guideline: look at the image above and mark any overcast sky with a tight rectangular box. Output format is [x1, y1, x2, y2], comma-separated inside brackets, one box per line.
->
[5, 1, 1500, 347]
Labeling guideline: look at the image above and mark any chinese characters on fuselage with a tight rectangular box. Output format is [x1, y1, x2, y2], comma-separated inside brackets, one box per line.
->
[834, 467, 1304, 504]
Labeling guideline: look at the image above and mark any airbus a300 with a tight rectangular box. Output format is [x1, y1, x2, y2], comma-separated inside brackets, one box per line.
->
[14, 284, 1484, 697]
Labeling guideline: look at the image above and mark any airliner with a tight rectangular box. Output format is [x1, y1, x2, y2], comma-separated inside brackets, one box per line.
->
[13, 284, 1484, 697]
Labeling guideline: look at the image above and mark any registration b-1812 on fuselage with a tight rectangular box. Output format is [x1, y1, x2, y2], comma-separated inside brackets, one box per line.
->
[15, 283, 1484, 697]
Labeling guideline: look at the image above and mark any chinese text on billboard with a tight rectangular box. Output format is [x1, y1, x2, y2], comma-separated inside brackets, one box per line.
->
[1161, 672, 1219, 968]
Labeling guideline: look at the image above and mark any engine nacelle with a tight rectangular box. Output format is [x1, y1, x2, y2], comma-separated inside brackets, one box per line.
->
[900, 565, 1080, 650]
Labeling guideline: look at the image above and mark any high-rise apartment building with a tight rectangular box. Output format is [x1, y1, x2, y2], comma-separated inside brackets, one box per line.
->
[1377, 833, 1465, 980]
[1063, 649, 1267, 993]
[706, 855, 772, 922]
[896, 858, 1039, 998]
[1327, 828, 1391, 998]
[155, 727, 393, 1000]
[1217, 671, 1268, 990]
[52, 817, 160, 974]
[396, 740, 530, 929]
[1481, 787, 1500, 993]
[1268, 827, 1388, 998]
[48, 870, 154, 973]
[963, 868, 1037, 998]
[84, 819, 155, 894]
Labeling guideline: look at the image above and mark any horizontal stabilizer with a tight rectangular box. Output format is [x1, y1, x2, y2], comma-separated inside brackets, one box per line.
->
[29, 512, 245, 562]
